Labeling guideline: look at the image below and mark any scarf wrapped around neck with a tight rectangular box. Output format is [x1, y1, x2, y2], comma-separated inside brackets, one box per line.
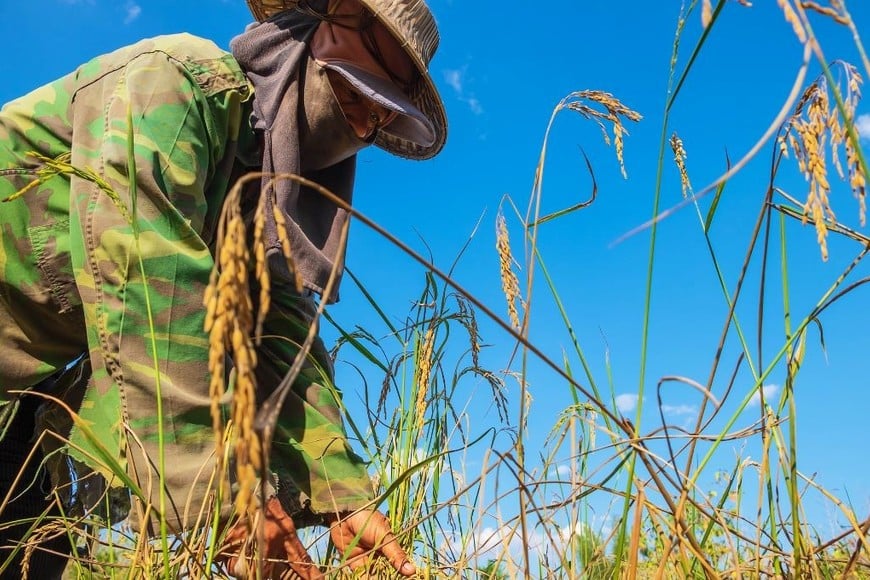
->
[230, 3, 358, 303]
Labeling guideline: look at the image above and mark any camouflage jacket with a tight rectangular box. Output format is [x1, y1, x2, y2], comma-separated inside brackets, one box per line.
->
[0, 33, 371, 530]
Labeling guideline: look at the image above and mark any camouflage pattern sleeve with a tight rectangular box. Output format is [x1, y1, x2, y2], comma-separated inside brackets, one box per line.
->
[255, 284, 373, 520]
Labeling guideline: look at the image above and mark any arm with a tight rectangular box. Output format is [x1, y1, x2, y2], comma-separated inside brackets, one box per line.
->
[65, 42, 250, 531]
[255, 283, 374, 519]
[65, 38, 374, 530]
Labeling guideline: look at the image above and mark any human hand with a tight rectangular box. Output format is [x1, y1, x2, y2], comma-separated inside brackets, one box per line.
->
[218, 496, 323, 579]
[326, 509, 416, 577]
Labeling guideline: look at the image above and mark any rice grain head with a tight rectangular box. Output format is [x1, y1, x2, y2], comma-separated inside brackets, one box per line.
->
[843, 68, 866, 225]
[801, 0, 849, 24]
[253, 201, 271, 341]
[785, 64, 865, 260]
[789, 82, 834, 259]
[272, 197, 305, 294]
[669, 132, 693, 198]
[455, 294, 481, 369]
[415, 325, 436, 432]
[563, 91, 642, 179]
[701, 0, 713, 28]
[204, 183, 262, 520]
[22, 521, 67, 579]
[778, 0, 807, 43]
[496, 212, 523, 331]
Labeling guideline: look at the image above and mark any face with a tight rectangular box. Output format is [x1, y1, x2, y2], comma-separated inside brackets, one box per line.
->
[324, 69, 397, 143]
[310, 0, 418, 141]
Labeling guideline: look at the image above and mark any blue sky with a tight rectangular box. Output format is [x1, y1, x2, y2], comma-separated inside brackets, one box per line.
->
[3, 0, 870, 546]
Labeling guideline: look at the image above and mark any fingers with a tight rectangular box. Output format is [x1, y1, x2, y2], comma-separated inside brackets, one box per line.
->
[330, 511, 417, 577]
[266, 498, 324, 580]
[218, 499, 324, 580]
[366, 516, 415, 577]
[280, 532, 323, 579]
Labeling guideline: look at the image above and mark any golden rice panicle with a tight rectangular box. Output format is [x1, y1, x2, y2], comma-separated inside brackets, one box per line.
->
[801, 0, 849, 24]
[844, 68, 866, 225]
[669, 132, 693, 198]
[226, 212, 260, 518]
[563, 90, 642, 179]
[22, 521, 66, 579]
[784, 63, 866, 260]
[203, 267, 227, 441]
[788, 81, 835, 260]
[252, 201, 271, 341]
[204, 184, 261, 519]
[272, 198, 305, 294]
[414, 325, 436, 432]
[826, 65, 865, 224]
[496, 212, 523, 331]
[778, 0, 807, 42]
[701, 0, 713, 28]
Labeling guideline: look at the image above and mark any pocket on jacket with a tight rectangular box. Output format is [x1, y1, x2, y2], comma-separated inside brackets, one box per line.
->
[28, 219, 81, 314]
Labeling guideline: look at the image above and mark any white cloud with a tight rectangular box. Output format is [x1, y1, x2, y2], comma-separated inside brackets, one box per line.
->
[466, 97, 483, 115]
[440, 524, 546, 563]
[124, 1, 141, 24]
[749, 384, 780, 407]
[442, 67, 483, 115]
[857, 114, 870, 141]
[661, 404, 697, 416]
[444, 69, 463, 93]
[615, 394, 639, 414]
[557, 464, 572, 477]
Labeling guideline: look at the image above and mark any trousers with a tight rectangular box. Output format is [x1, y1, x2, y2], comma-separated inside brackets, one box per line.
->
[0, 394, 73, 579]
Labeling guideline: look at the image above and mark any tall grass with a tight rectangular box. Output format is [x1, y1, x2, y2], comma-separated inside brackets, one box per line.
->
[3, 0, 870, 578]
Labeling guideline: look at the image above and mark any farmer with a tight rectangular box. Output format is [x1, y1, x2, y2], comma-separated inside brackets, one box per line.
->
[0, 0, 446, 577]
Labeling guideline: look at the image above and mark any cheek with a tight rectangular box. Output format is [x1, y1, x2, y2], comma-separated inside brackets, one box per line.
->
[339, 101, 371, 139]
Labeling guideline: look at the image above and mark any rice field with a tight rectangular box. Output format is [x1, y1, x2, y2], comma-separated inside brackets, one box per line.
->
[4, 0, 870, 578]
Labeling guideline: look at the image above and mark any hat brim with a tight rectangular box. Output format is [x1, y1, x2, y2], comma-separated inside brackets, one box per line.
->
[246, 0, 447, 159]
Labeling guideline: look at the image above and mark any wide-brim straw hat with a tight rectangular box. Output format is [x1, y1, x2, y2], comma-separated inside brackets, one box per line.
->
[246, 0, 447, 160]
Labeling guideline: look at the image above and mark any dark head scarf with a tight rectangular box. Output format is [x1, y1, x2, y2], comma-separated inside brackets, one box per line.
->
[230, 3, 361, 302]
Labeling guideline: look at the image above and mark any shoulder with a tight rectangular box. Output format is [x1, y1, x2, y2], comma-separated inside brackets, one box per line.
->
[74, 33, 250, 98]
